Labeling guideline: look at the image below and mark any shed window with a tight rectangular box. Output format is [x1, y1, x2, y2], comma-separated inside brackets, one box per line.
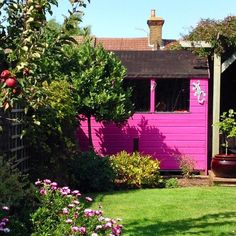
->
[155, 79, 189, 112]
[123, 79, 150, 112]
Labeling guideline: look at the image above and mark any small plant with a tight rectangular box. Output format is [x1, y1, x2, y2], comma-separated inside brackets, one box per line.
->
[31, 179, 123, 235]
[165, 178, 179, 188]
[0, 206, 10, 234]
[215, 109, 236, 155]
[110, 151, 162, 189]
[178, 155, 196, 178]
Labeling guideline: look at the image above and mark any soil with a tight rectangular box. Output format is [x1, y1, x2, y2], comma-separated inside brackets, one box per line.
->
[177, 176, 210, 187]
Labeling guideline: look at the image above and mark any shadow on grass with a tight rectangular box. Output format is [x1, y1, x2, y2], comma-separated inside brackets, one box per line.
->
[125, 211, 236, 236]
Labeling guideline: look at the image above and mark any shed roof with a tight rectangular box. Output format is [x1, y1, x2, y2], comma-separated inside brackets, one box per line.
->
[113, 50, 209, 78]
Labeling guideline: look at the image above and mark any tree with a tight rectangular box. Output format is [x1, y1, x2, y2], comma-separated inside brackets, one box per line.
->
[0, 0, 90, 179]
[184, 16, 236, 56]
[63, 38, 134, 148]
[0, 0, 89, 110]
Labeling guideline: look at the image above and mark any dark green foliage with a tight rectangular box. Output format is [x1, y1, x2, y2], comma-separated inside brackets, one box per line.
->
[110, 151, 162, 189]
[0, 156, 37, 235]
[27, 79, 78, 184]
[70, 151, 115, 193]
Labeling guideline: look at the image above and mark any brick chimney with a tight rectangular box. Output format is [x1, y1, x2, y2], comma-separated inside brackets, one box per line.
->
[147, 10, 165, 49]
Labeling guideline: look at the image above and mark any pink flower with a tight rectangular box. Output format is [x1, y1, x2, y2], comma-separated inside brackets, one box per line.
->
[78, 227, 86, 234]
[60, 186, 71, 195]
[104, 222, 112, 229]
[2, 206, 9, 211]
[35, 179, 41, 186]
[65, 219, 73, 224]
[51, 186, 57, 191]
[95, 225, 103, 231]
[73, 200, 80, 205]
[3, 228, 10, 233]
[85, 197, 93, 202]
[39, 188, 47, 196]
[71, 226, 79, 232]
[68, 204, 75, 208]
[62, 208, 69, 215]
[1, 218, 9, 223]
[95, 210, 103, 216]
[112, 226, 122, 235]
[72, 190, 80, 195]
[43, 179, 51, 184]
[50, 182, 58, 187]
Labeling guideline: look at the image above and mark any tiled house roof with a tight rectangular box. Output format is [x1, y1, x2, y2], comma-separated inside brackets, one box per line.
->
[95, 38, 151, 51]
[74, 36, 175, 51]
[113, 50, 209, 78]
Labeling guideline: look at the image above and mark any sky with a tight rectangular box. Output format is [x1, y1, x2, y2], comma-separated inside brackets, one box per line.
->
[49, 0, 236, 40]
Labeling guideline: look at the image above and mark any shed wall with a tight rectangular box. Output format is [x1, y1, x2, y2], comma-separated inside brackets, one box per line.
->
[77, 78, 208, 171]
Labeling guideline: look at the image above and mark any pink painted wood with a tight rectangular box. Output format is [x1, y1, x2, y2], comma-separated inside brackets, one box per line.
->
[77, 78, 209, 172]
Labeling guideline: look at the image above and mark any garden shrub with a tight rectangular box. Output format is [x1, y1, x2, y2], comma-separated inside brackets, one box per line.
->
[110, 151, 162, 189]
[165, 178, 179, 188]
[178, 155, 196, 178]
[31, 179, 123, 236]
[69, 151, 115, 193]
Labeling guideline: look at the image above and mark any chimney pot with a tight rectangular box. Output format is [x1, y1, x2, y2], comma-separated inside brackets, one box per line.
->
[151, 9, 156, 17]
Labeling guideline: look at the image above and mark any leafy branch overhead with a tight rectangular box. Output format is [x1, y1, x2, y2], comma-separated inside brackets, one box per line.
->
[0, 0, 88, 110]
[184, 16, 236, 56]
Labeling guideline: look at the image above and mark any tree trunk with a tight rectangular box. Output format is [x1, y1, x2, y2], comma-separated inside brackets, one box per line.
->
[87, 115, 93, 150]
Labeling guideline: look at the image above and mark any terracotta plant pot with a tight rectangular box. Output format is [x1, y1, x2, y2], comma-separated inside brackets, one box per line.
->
[211, 154, 236, 178]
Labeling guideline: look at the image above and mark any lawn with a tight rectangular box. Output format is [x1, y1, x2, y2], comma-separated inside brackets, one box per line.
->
[92, 187, 236, 236]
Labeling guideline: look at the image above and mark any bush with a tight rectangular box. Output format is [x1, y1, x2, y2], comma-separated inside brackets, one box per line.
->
[69, 151, 114, 193]
[31, 179, 123, 236]
[110, 151, 162, 189]
[178, 155, 196, 178]
[165, 178, 179, 188]
[0, 156, 37, 235]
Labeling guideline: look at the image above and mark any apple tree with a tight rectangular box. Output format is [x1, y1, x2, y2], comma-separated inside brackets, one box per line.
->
[0, 0, 90, 178]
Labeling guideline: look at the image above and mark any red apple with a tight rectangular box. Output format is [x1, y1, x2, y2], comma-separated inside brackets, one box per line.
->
[5, 77, 17, 88]
[1, 70, 11, 79]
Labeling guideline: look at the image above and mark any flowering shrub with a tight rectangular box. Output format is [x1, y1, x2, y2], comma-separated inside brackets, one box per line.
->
[0, 206, 10, 234]
[31, 179, 123, 235]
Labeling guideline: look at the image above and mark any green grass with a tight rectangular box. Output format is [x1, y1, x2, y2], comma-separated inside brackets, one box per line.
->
[91, 187, 236, 236]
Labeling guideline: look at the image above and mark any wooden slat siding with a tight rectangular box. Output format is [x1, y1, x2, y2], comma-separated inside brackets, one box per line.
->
[77, 78, 209, 171]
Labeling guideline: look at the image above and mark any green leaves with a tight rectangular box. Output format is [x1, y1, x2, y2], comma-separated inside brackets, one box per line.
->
[185, 16, 236, 56]
[215, 109, 236, 154]
[110, 151, 162, 189]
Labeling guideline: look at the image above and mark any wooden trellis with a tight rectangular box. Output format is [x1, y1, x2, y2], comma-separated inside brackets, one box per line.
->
[0, 105, 30, 172]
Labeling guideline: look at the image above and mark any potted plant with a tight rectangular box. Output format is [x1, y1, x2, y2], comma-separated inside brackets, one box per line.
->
[211, 109, 236, 178]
